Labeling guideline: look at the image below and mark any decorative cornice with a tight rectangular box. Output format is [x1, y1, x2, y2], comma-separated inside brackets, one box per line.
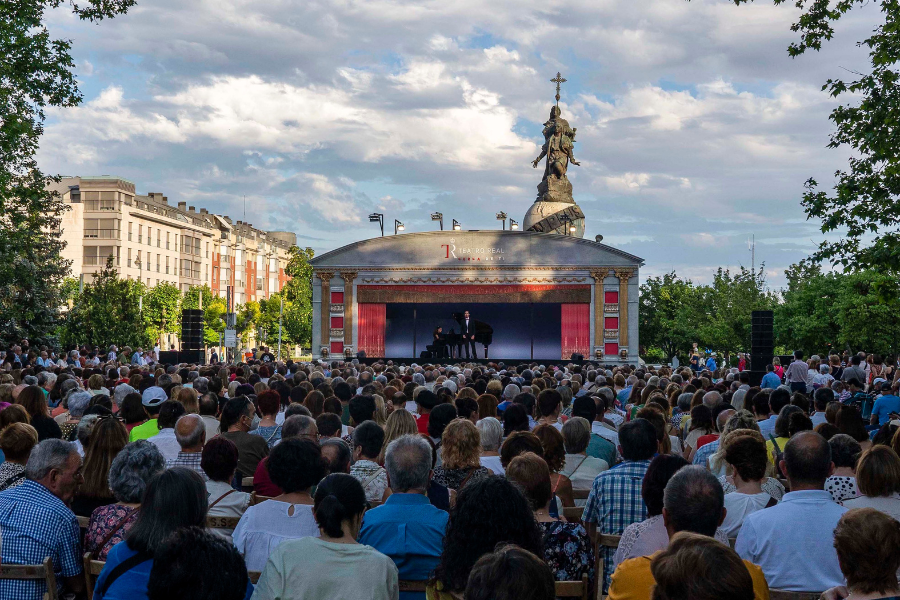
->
[315, 265, 631, 273]
[604, 303, 619, 313]
[316, 271, 334, 282]
[614, 268, 635, 280]
[360, 276, 589, 284]
[590, 269, 611, 281]
[339, 270, 358, 283]
[330, 303, 344, 313]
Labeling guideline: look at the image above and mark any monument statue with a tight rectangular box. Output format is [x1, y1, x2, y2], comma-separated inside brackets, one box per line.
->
[523, 72, 586, 237]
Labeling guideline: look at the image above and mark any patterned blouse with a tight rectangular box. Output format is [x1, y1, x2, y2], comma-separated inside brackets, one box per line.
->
[84, 504, 140, 561]
[0, 462, 26, 492]
[432, 466, 492, 491]
[539, 520, 595, 589]
[349, 459, 389, 504]
[825, 475, 860, 503]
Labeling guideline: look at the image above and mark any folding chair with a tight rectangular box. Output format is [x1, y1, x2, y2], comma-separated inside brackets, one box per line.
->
[0, 557, 59, 600]
[82, 553, 105, 600]
[555, 574, 589, 600]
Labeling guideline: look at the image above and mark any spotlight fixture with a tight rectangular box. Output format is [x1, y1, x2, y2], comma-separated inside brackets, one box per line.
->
[394, 219, 405, 235]
[431, 212, 444, 230]
[452, 219, 461, 231]
[509, 219, 519, 231]
[368, 213, 384, 237]
[560, 214, 573, 236]
[496, 211, 507, 230]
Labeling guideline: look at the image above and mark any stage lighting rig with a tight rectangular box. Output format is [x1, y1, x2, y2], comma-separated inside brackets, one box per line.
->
[452, 219, 461, 231]
[369, 213, 384, 237]
[496, 211, 507, 230]
[394, 220, 405, 235]
[431, 212, 444, 230]
[509, 219, 519, 230]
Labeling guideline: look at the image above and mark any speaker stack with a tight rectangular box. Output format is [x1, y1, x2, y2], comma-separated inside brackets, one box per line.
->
[749, 310, 774, 387]
[180, 309, 205, 364]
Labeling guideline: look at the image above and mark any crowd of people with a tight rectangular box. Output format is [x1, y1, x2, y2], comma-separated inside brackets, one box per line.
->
[1, 342, 900, 599]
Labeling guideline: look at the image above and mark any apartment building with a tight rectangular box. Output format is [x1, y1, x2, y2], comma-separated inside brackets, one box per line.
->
[55, 176, 296, 304]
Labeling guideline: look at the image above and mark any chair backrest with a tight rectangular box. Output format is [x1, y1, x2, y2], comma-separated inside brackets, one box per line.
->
[562, 506, 583, 523]
[248, 571, 261, 584]
[76, 516, 91, 529]
[249, 492, 273, 506]
[0, 557, 58, 600]
[554, 574, 589, 600]
[82, 553, 105, 600]
[399, 580, 428, 592]
[594, 534, 621, 596]
[769, 591, 821, 600]
[241, 476, 254, 490]
[207, 515, 242, 529]
[572, 488, 590, 500]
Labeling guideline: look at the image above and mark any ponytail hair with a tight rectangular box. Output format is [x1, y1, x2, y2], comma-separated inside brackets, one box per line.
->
[313, 473, 366, 538]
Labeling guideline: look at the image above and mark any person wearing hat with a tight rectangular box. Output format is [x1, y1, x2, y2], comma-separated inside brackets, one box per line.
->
[871, 380, 900, 427]
[130, 386, 168, 442]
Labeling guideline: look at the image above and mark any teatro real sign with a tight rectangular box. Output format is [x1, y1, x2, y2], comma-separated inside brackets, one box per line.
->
[441, 238, 506, 262]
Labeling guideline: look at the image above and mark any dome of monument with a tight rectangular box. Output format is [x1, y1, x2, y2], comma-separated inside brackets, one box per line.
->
[523, 201, 585, 238]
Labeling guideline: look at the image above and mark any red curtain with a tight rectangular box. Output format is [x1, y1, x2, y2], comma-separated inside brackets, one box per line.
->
[561, 304, 590, 359]
[358, 303, 386, 357]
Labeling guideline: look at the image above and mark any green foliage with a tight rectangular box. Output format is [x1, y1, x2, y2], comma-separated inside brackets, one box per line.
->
[281, 246, 315, 348]
[143, 282, 181, 344]
[731, 0, 900, 272]
[640, 267, 776, 361]
[0, 0, 134, 346]
[183, 285, 227, 345]
[775, 264, 900, 355]
[61, 257, 148, 348]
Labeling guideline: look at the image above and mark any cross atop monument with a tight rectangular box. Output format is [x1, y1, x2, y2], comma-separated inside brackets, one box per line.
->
[551, 72, 567, 106]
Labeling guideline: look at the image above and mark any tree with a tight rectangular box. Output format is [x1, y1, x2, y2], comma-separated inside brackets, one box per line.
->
[0, 0, 135, 346]
[236, 301, 260, 346]
[698, 267, 777, 360]
[281, 246, 314, 348]
[143, 282, 181, 346]
[731, 0, 900, 272]
[639, 272, 705, 361]
[61, 257, 147, 348]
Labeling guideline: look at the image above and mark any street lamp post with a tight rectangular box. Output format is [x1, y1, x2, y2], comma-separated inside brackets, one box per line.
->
[368, 213, 384, 236]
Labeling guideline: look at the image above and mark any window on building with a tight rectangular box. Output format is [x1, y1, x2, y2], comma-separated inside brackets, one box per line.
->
[256, 277, 263, 291]
[128, 222, 133, 241]
[605, 317, 619, 330]
[136, 249, 141, 269]
[147, 227, 152, 246]
[194, 238, 201, 256]
[331, 291, 344, 304]
[84, 218, 117, 239]
[166, 231, 170, 249]
[157, 230, 161, 248]
[147, 277, 150, 285]
[206, 242, 209, 258]
[116, 246, 120, 267]
[331, 316, 344, 329]
[604, 343, 619, 356]
[166, 256, 170, 274]
[205, 264, 208, 281]
[138, 224, 143, 243]
[605, 291, 619, 304]
[127, 247, 132, 267]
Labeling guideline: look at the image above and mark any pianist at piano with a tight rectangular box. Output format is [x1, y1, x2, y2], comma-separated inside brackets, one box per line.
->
[310, 229, 642, 362]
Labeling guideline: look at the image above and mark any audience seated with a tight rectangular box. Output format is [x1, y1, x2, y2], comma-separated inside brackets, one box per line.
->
[570, 395, 617, 467]
[203, 436, 251, 543]
[350, 420, 391, 503]
[129, 387, 166, 442]
[93, 467, 208, 600]
[609, 465, 768, 600]
[650, 533, 756, 600]
[146, 527, 251, 600]
[379, 409, 418, 464]
[820, 508, 900, 600]
[233, 438, 325, 571]
[359, 434, 449, 600]
[428, 476, 542, 599]
[433, 418, 492, 491]
[506, 452, 594, 590]
[559, 416, 608, 505]
[720, 430, 777, 537]
[476, 416, 504, 474]
[166, 413, 207, 479]
[825, 434, 861, 502]
[0, 439, 85, 599]
[499, 430, 544, 469]
[842, 445, 900, 520]
[146, 400, 186, 462]
[532, 424, 575, 507]
[253, 414, 317, 495]
[252, 473, 399, 600]
[218, 396, 270, 479]
[463, 544, 556, 600]
[85, 440, 167, 560]
[0, 422, 38, 491]
[736, 430, 848, 592]
[583, 418, 658, 591]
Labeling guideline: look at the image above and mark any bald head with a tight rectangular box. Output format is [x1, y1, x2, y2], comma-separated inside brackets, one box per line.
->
[716, 409, 735, 433]
[782, 431, 833, 489]
[175, 414, 205, 451]
[702, 391, 722, 410]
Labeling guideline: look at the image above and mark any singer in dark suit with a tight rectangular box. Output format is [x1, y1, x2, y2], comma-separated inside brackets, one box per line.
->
[460, 310, 477, 359]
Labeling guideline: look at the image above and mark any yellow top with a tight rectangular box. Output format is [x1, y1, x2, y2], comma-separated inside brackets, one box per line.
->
[426, 582, 463, 600]
[608, 551, 770, 600]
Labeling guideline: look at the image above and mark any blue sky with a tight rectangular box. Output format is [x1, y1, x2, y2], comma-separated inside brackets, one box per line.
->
[39, 0, 882, 287]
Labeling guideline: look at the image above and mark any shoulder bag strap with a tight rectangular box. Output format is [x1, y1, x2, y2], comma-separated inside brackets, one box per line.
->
[362, 467, 385, 490]
[91, 508, 138, 560]
[0, 471, 25, 492]
[209, 489, 237, 510]
[764, 495, 778, 508]
[98, 550, 152, 596]
[458, 466, 478, 490]
[264, 426, 282, 444]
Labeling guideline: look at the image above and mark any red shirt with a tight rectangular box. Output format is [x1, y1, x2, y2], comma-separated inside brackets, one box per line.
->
[416, 413, 430, 435]
[696, 433, 720, 449]
[253, 457, 282, 497]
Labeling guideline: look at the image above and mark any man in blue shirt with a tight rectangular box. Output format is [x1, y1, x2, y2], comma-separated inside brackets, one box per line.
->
[871, 381, 900, 427]
[705, 354, 717, 372]
[760, 364, 781, 390]
[0, 439, 85, 600]
[358, 434, 448, 600]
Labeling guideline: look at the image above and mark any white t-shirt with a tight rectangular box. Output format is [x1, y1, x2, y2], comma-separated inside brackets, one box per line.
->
[721, 491, 773, 537]
[233, 500, 320, 572]
[480, 455, 504, 475]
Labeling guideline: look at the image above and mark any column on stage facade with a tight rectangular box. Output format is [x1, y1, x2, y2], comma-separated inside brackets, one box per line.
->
[615, 269, 633, 348]
[340, 271, 357, 351]
[590, 269, 609, 355]
[317, 271, 334, 350]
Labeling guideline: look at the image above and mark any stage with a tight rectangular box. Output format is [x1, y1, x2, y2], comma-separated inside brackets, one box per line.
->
[309, 230, 642, 362]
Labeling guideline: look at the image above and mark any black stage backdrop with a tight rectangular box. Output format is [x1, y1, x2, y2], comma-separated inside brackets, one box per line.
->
[384, 303, 562, 360]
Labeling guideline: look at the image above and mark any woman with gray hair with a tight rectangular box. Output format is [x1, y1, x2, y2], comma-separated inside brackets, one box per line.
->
[559, 417, 609, 506]
[84, 440, 166, 561]
[58, 389, 92, 441]
[477, 417, 504, 475]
